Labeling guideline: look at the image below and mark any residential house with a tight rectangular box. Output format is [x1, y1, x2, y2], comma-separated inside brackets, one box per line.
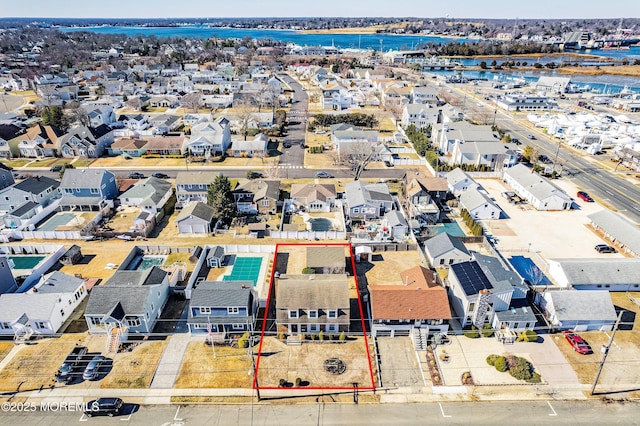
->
[306, 246, 347, 274]
[84, 267, 170, 334]
[473, 252, 528, 300]
[82, 104, 116, 128]
[176, 201, 215, 234]
[108, 137, 148, 157]
[547, 258, 640, 291]
[535, 290, 617, 331]
[587, 209, 640, 257]
[187, 281, 258, 335]
[148, 114, 182, 134]
[149, 95, 179, 108]
[276, 274, 350, 334]
[229, 133, 269, 158]
[58, 169, 117, 211]
[459, 189, 502, 220]
[290, 183, 337, 213]
[0, 256, 18, 294]
[345, 181, 394, 220]
[496, 94, 558, 112]
[0, 163, 15, 190]
[0, 272, 87, 339]
[503, 164, 573, 211]
[492, 302, 538, 342]
[119, 176, 173, 214]
[448, 261, 514, 328]
[424, 232, 472, 268]
[142, 135, 185, 156]
[369, 265, 451, 338]
[0, 176, 60, 214]
[331, 127, 379, 145]
[175, 171, 219, 209]
[402, 104, 438, 129]
[381, 86, 411, 109]
[445, 168, 480, 196]
[186, 117, 231, 156]
[411, 86, 439, 104]
[404, 177, 441, 223]
[0, 137, 11, 159]
[17, 124, 64, 158]
[383, 210, 409, 238]
[232, 179, 280, 215]
[58, 125, 114, 158]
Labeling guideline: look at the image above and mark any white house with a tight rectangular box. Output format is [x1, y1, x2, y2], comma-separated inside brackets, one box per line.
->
[424, 232, 472, 268]
[186, 117, 232, 156]
[119, 176, 173, 214]
[459, 189, 502, 220]
[383, 210, 409, 239]
[229, 133, 269, 157]
[176, 201, 215, 234]
[503, 164, 573, 211]
[448, 261, 514, 328]
[535, 290, 617, 331]
[445, 168, 480, 196]
[546, 258, 640, 291]
[411, 86, 439, 104]
[402, 104, 438, 129]
[496, 94, 558, 112]
[290, 183, 337, 213]
[0, 272, 87, 340]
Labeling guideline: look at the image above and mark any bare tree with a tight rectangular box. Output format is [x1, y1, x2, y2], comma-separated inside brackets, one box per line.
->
[334, 140, 376, 180]
[263, 158, 281, 179]
[526, 264, 547, 286]
[235, 101, 256, 141]
[181, 91, 203, 113]
[126, 97, 142, 112]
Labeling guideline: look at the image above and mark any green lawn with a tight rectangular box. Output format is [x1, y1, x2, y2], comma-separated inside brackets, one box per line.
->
[0, 159, 30, 168]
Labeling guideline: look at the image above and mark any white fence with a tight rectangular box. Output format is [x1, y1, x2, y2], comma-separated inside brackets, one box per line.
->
[268, 230, 347, 240]
[19, 230, 83, 240]
[393, 158, 424, 166]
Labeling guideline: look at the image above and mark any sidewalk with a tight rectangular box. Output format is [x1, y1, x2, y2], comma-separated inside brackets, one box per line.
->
[149, 334, 193, 389]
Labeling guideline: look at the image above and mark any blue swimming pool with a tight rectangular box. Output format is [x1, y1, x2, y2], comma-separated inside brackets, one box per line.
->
[508, 256, 552, 285]
[127, 255, 166, 271]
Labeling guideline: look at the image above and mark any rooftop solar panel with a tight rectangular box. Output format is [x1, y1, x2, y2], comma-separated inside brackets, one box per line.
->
[451, 261, 493, 296]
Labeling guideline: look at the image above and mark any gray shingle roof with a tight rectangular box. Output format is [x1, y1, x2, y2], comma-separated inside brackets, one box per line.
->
[345, 180, 391, 207]
[190, 281, 254, 308]
[548, 290, 617, 322]
[120, 176, 172, 205]
[175, 171, 220, 186]
[588, 209, 640, 255]
[385, 210, 408, 228]
[459, 189, 499, 212]
[504, 164, 572, 202]
[176, 201, 215, 222]
[473, 252, 525, 294]
[550, 258, 640, 286]
[14, 176, 59, 194]
[276, 274, 350, 309]
[424, 232, 470, 259]
[60, 169, 114, 189]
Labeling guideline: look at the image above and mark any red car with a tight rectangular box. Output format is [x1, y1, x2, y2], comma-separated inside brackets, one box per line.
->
[577, 191, 594, 202]
[563, 330, 592, 354]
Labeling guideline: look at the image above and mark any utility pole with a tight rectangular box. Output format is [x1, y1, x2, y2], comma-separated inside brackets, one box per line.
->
[591, 311, 624, 395]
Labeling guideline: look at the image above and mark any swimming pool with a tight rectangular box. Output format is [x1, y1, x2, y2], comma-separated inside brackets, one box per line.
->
[223, 257, 263, 287]
[9, 255, 45, 270]
[508, 256, 552, 285]
[127, 255, 166, 271]
[309, 218, 332, 232]
[426, 221, 466, 238]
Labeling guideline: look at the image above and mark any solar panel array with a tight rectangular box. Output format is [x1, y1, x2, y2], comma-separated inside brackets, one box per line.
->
[451, 261, 493, 296]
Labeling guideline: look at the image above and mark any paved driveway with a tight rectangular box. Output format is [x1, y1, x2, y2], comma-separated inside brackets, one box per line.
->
[376, 337, 424, 387]
[509, 333, 579, 386]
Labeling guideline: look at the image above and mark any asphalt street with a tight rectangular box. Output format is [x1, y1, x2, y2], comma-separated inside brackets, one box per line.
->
[2, 400, 638, 425]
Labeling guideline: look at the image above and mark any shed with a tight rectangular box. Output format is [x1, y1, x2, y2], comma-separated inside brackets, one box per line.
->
[354, 245, 372, 263]
[60, 244, 83, 265]
[206, 246, 225, 268]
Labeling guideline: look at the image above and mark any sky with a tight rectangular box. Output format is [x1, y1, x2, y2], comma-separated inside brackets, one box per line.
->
[2, 0, 639, 20]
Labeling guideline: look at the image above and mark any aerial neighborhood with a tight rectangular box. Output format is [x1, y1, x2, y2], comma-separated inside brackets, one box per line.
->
[0, 14, 640, 415]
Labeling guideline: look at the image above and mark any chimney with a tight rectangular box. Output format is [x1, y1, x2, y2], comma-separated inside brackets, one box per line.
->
[437, 109, 443, 124]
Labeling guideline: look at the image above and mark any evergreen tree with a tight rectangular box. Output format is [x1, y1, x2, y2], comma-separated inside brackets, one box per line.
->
[207, 175, 237, 226]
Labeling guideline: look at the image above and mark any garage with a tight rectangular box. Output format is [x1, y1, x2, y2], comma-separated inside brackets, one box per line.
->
[175, 201, 214, 235]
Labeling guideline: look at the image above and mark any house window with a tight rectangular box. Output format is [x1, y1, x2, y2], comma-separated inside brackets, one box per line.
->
[326, 324, 338, 332]
[328, 310, 337, 319]
[308, 310, 318, 319]
[352, 208, 359, 213]
[308, 324, 319, 332]
[90, 188, 99, 194]
[199, 307, 211, 314]
[439, 259, 445, 265]
[232, 323, 244, 330]
[469, 303, 475, 312]
[151, 303, 155, 311]
[0, 322, 10, 329]
[35, 321, 47, 329]
[90, 317, 102, 326]
[261, 200, 270, 207]
[288, 310, 298, 319]
[126, 317, 141, 327]
[228, 307, 239, 314]
[65, 188, 73, 194]
[192, 323, 207, 329]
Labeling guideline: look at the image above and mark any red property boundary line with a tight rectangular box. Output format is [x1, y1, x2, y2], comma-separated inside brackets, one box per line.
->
[253, 242, 376, 391]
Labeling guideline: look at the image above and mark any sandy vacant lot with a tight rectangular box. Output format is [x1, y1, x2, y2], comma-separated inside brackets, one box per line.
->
[175, 342, 253, 389]
[358, 250, 424, 286]
[256, 336, 375, 388]
[477, 178, 624, 260]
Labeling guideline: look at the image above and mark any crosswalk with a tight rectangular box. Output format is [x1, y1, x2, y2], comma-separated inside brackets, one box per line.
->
[278, 165, 303, 169]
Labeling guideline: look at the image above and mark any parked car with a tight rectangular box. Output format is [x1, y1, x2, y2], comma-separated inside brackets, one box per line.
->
[82, 355, 106, 381]
[247, 171, 263, 179]
[315, 171, 332, 178]
[151, 172, 169, 179]
[538, 154, 552, 164]
[50, 165, 63, 172]
[56, 346, 88, 383]
[129, 172, 144, 179]
[563, 330, 592, 354]
[84, 398, 124, 417]
[384, 160, 394, 167]
[282, 141, 292, 148]
[595, 244, 617, 254]
[511, 138, 521, 145]
[527, 134, 536, 139]
[577, 191, 594, 202]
